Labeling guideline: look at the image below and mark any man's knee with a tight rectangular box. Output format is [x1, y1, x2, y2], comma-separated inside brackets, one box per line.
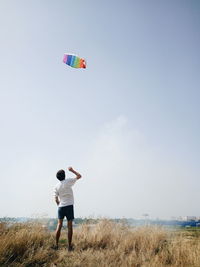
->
[67, 220, 73, 229]
[57, 220, 63, 229]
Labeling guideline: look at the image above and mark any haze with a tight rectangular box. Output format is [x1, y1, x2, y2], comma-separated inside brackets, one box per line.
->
[0, 0, 199, 219]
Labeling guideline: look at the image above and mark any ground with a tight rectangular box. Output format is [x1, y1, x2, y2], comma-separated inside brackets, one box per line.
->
[0, 220, 200, 266]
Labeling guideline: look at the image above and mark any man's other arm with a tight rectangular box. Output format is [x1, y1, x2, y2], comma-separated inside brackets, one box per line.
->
[54, 188, 60, 205]
[55, 196, 60, 206]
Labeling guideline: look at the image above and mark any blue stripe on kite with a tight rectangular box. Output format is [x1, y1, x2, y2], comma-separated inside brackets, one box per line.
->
[70, 55, 75, 67]
[66, 55, 72, 65]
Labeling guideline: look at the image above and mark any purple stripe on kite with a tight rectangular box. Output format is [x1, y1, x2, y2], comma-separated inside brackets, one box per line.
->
[63, 54, 67, 63]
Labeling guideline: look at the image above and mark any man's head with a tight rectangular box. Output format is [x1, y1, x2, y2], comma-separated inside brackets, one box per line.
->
[56, 169, 65, 181]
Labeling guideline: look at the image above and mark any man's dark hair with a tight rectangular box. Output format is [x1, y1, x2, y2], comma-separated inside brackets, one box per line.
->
[56, 169, 65, 181]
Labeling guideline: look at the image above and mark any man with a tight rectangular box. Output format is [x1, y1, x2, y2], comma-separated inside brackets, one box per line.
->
[54, 166, 82, 251]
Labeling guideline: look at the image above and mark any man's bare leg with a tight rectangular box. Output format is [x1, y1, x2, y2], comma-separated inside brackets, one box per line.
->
[67, 220, 73, 250]
[55, 219, 63, 248]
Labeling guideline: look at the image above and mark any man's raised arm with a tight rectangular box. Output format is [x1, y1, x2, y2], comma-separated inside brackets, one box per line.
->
[68, 167, 82, 179]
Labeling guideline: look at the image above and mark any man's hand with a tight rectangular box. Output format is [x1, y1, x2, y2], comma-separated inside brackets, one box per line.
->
[68, 166, 82, 179]
[68, 166, 74, 172]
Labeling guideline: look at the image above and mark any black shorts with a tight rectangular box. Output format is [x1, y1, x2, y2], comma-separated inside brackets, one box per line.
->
[58, 205, 74, 220]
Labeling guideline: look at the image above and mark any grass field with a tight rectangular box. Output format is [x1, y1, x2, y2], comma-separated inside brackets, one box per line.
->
[0, 220, 200, 267]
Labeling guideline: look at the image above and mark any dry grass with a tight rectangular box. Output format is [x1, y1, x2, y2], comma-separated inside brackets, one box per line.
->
[0, 220, 200, 267]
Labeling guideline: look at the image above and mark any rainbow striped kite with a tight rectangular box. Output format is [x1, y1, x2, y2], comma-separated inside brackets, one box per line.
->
[63, 54, 86, 69]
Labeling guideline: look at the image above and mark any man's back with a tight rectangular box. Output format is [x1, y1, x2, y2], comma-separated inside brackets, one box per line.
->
[54, 178, 77, 207]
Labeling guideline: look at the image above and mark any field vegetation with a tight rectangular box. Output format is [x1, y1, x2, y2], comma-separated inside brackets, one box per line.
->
[0, 219, 200, 266]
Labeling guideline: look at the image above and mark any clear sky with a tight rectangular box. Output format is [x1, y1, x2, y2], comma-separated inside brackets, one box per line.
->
[0, 0, 199, 219]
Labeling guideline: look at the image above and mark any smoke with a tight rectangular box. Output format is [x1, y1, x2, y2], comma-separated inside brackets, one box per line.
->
[76, 115, 195, 219]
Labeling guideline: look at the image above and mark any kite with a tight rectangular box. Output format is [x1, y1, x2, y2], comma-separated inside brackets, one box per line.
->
[63, 54, 86, 69]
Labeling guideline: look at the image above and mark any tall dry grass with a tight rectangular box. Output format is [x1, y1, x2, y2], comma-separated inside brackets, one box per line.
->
[0, 219, 200, 266]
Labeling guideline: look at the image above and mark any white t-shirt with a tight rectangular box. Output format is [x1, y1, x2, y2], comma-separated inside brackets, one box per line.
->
[54, 178, 77, 207]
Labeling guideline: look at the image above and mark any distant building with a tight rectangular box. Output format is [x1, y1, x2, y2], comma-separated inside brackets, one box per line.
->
[186, 216, 197, 221]
[177, 216, 184, 221]
[171, 216, 200, 222]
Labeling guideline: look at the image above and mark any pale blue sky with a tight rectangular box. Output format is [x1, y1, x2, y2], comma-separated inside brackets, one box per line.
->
[0, 0, 199, 219]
